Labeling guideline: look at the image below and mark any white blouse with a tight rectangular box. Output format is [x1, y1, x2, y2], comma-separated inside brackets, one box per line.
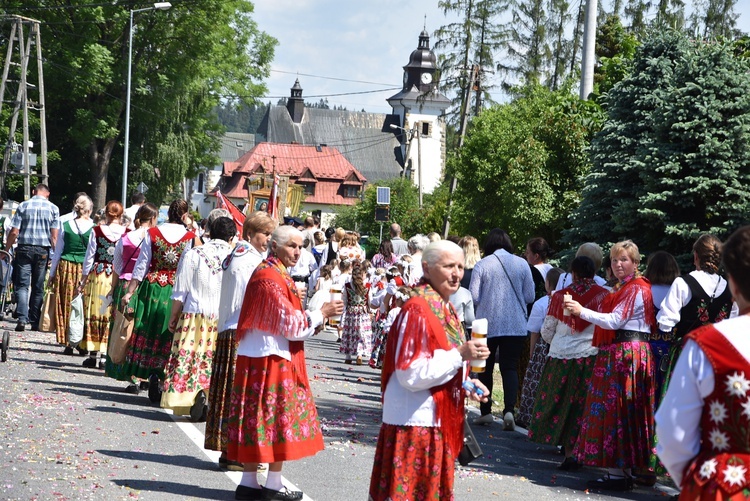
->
[578, 287, 651, 333]
[170, 240, 231, 316]
[217, 243, 265, 332]
[655, 315, 750, 486]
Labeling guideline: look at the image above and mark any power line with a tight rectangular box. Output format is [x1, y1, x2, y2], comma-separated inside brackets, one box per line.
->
[270, 69, 397, 87]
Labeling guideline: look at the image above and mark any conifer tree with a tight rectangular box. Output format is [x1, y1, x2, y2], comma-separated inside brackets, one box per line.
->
[507, 0, 551, 84]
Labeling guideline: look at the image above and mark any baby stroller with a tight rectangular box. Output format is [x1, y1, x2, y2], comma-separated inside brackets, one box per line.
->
[0, 250, 13, 361]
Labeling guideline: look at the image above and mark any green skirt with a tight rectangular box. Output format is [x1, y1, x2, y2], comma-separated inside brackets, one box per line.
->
[117, 280, 174, 381]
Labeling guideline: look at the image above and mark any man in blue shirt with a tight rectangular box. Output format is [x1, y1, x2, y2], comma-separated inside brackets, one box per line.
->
[6, 184, 60, 331]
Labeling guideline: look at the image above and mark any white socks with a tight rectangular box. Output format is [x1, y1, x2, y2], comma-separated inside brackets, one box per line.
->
[240, 471, 260, 489]
[265, 470, 283, 491]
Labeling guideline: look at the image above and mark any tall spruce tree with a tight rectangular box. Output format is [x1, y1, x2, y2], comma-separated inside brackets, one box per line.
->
[507, 0, 551, 84]
[547, 0, 573, 90]
[690, 0, 740, 39]
[566, 31, 750, 262]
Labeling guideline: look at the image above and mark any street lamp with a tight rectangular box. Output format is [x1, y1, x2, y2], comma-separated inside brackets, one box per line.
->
[390, 123, 422, 208]
[122, 2, 172, 205]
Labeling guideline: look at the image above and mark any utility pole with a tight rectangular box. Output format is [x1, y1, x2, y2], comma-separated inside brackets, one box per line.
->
[442, 64, 478, 238]
[0, 15, 47, 200]
[579, 0, 597, 100]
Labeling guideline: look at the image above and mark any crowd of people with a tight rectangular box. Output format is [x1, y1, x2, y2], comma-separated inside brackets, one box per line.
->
[4, 183, 749, 501]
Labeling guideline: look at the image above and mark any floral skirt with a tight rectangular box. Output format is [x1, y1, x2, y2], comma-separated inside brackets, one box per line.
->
[369, 424, 455, 501]
[81, 270, 113, 352]
[574, 341, 656, 470]
[204, 328, 237, 452]
[517, 338, 549, 427]
[528, 355, 596, 450]
[227, 353, 324, 464]
[517, 335, 531, 409]
[117, 281, 173, 381]
[53, 259, 83, 345]
[369, 317, 387, 367]
[339, 305, 372, 358]
[161, 312, 219, 414]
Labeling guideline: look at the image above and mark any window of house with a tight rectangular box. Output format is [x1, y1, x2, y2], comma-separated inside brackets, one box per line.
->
[421, 121, 430, 137]
[343, 185, 359, 198]
[301, 183, 315, 196]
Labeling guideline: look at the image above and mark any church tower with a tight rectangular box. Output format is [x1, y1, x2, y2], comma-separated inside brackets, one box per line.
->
[387, 29, 450, 195]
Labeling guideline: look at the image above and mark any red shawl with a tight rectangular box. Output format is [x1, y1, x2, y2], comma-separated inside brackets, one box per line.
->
[236, 257, 307, 371]
[548, 279, 610, 333]
[591, 276, 656, 347]
[381, 288, 465, 456]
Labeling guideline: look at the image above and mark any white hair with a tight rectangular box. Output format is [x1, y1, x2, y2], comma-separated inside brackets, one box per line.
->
[422, 240, 463, 266]
[271, 225, 302, 247]
[408, 234, 430, 253]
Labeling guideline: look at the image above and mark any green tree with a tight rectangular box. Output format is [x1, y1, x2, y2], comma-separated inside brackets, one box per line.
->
[332, 177, 445, 248]
[592, 14, 639, 100]
[450, 84, 602, 246]
[0, 1, 276, 208]
[507, 0, 550, 85]
[547, 0, 574, 90]
[566, 31, 750, 264]
[690, 0, 741, 39]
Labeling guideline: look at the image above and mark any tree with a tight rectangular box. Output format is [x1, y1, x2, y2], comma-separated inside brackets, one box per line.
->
[434, 0, 509, 124]
[566, 31, 750, 264]
[592, 14, 639, 100]
[0, 1, 276, 208]
[547, 0, 574, 90]
[332, 177, 445, 249]
[449, 84, 602, 246]
[690, 0, 741, 39]
[507, 0, 550, 85]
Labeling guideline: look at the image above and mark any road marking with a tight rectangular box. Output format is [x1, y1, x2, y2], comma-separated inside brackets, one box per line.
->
[162, 409, 313, 500]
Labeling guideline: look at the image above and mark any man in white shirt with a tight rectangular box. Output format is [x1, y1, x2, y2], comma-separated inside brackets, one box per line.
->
[59, 192, 89, 223]
[123, 192, 146, 229]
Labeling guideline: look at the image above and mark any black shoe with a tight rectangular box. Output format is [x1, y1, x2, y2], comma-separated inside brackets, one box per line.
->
[82, 357, 97, 368]
[261, 486, 303, 500]
[558, 457, 581, 471]
[29, 324, 38, 331]
[148, 374, 161, 403]
[63, 347, 74, 356]
[586, 475, 633, 491]
[139, 380, 150, 391]
[190, 390, 207, 422]
[98, 359, 106, 370]
[15, 321, 24, 332]
[235, 484, 263, 501]
[124, 384, 140, 395]
[75, 346, 89, 356]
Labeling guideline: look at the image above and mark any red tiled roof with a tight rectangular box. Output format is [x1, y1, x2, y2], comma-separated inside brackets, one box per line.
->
[220, 142, 366, 206]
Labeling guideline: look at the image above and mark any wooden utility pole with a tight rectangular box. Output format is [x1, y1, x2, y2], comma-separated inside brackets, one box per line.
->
[0, 15, 47, 200]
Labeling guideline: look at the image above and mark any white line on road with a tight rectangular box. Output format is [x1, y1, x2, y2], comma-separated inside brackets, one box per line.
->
[162, 408, 313, 500]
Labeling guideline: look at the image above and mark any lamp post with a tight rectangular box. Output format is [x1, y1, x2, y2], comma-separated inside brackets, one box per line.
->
[390, 123, 422, 208]
[122, 1, 172, 205]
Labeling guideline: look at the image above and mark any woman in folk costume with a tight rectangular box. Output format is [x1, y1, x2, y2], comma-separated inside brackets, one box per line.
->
[565, 239, 657, 491]
[78, 200, 128, 368]
[369, 240, 490, 501]
[161, 217, 235, 420]
[656, 225, 750, 501]
[656, 234, 737, 401]
[48, 194, 94, 355]
[204, 211, 276, 471]
[528, 257, 609, 470]
[226, 226, 343, 501]
[104, 203, 158, 390]
[120, 199, 195, 403]
[339, 259, 373, 365]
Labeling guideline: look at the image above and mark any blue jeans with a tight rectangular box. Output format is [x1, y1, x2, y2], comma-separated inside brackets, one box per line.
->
[12, 245, 49, 326]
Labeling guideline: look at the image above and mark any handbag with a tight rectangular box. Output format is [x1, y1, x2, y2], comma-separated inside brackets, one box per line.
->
[40, 289, 57, 332]
[108, 303, 134, 364]
[68, 294, 84, 345]
[458, 416, 484, 466]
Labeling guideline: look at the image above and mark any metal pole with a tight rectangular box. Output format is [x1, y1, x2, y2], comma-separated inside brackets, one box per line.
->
[416, 128, 422, 208]
[579, 0, 597, 100]
[121, 8, 135, 205]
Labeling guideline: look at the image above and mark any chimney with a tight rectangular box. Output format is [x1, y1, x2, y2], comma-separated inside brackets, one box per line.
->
[287, 79, 305, 124]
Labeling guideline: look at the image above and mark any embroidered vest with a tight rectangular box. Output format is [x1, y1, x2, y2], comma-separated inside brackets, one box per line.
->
[91, 225, 126, 276]
[145, 227, 194, 286]
[118, 232, 142, 281]
[682, 325, 750, 497]
[674, 275, 733, 340]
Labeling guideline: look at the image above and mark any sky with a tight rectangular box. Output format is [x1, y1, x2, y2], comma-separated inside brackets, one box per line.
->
[252, 0, 750, 114]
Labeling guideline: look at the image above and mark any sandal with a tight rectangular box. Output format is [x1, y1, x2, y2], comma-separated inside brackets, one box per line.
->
[586, 474, 633, 491]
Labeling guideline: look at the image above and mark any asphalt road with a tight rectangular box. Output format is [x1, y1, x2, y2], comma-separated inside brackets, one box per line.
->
[0, 321, 678, 500]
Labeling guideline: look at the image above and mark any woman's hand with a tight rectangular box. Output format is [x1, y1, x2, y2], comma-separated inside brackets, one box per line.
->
[168, 312, 180, 333]
[564, 299, 583, 317]
[464, 378, 490, 403]
[121, 291, 134, 308]
[75, 279, 86, 295]
[458, 339, 490, 362]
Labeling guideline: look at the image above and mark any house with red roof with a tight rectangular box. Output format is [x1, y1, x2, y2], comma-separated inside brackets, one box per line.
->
[213, 142, 366, 223]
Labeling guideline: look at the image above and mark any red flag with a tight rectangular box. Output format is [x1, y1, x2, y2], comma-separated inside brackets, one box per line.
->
[216, 191, 245, 235]
[267, 173, 280, 220]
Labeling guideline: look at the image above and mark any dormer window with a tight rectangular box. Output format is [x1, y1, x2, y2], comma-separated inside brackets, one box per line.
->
[343, 185, 360, 198]
[300, 182, 315, 196]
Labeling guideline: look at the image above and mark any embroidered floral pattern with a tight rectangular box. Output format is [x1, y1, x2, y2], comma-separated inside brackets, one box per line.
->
[726, 372, 750, 398]
[700, 458, 718, 479]
[710, 401, 729, 424]
[93, 230, 118, 276]
[145, 230, 193, 286]
[710, 429, 731, 451]
[724, 464, 747, 487]
[162, 313, 217, 396]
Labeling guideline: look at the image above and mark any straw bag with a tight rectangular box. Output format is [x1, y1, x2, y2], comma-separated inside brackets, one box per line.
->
[108, 305, 134, 364]
[40, 289, 57, 333]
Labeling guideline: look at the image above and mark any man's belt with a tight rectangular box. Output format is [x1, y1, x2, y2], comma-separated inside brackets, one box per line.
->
[614, 329, 650, 343]
[291, 275, 309, 282]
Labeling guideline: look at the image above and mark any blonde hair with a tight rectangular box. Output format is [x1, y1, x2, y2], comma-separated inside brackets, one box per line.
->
[459, 236, 480, 269]
[610, 239, 640, 265]
[73, 195, 93, 217]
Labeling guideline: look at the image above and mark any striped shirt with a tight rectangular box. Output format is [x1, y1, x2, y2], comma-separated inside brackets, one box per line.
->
[11, 195, 60, 248]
